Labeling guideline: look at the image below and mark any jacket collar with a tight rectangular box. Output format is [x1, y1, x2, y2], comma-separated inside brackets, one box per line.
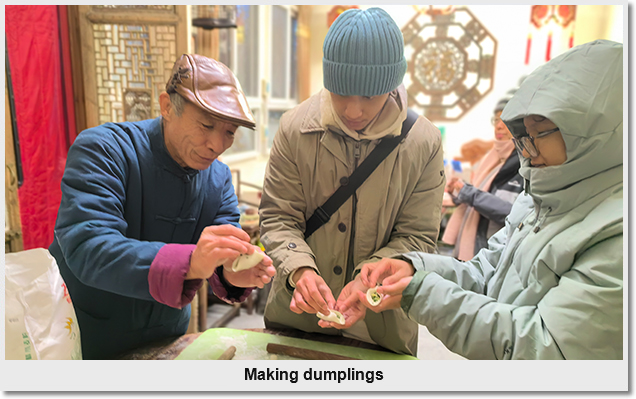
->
[299, 94, 325, 135]
[296, 93, 349, 166]
[297, 88, 407, 167]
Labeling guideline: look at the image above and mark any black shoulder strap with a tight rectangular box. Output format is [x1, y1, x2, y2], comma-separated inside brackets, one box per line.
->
[304, 108, 419, 239]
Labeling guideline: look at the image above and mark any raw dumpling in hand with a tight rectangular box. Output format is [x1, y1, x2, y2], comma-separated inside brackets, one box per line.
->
[366, 286, 383, 306]
[231, 250, 265, 272]
[317, 309, 345, 325]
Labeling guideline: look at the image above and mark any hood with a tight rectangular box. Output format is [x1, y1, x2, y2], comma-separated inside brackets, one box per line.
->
[501, 40, 623, 212]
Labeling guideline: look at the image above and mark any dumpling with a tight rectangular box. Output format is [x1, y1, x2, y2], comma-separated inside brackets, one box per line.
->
[316, 309, 345, 325]
[231, 250, 265, 272]
[366, 287, 383, 306]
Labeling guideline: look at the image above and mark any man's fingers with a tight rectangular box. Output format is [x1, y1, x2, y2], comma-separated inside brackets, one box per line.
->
[293, 289, 319, 314]
[290, 293, 311, 314]
[254, 263, 276, 278]
[212, 248, 243, 266]
[359, 266, 372, 287]
[204, 224, 252, 242]
[338, 291, 361, 312]
[289, 297, 302, 314]
[368, 261, 392, 286]
[317, 283, 336, 310]
[200, 235, 251, 255]
[296, 278, 330, 314]
[259, 273, 272, 285]
[317, 320, 342, 329]
[258, 253, 273, 267]
[306, 286, 330, 315]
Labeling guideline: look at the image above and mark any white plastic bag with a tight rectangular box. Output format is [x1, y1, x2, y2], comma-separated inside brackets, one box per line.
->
[5, 248, 82, 360]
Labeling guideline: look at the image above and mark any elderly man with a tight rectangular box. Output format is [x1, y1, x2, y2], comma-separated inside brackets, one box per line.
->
[259, 8, 445, 356]
[49, 54, 275, 359]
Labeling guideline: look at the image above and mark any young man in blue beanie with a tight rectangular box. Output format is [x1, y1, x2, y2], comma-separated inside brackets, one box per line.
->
[259, 7, 445, 356]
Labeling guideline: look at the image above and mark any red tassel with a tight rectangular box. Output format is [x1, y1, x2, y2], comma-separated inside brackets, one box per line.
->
[546, 32, 552, 61]
[569, 33, 574, 48]
[525, 35, 532, 65]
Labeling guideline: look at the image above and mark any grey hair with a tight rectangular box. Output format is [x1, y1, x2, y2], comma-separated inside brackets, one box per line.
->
[169, 92, 186, 117]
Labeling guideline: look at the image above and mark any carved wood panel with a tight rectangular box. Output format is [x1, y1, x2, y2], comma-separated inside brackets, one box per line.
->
[72, 5, 188, 129]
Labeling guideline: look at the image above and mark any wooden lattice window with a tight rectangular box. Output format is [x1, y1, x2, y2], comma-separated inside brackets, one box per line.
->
[71, 5, 188, 129]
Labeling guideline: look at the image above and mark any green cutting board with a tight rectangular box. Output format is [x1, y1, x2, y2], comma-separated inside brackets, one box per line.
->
[175, 328, 417, 360]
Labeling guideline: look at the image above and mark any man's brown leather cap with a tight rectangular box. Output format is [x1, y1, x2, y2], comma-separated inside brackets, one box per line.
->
[166, 54, 256, 129]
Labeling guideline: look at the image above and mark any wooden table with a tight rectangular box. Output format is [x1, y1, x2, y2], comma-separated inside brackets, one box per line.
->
[118, 328, 391, 360]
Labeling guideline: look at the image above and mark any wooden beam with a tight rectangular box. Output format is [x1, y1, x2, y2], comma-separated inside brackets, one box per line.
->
[66, 6, 87, 134]
[296, 5, 312, 102]
[77, 5, 99, 129]
[175, 5, 189, 56]
[86, 9, 180, 25]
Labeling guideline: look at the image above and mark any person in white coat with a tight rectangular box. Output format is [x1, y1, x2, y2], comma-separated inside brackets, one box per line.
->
[340, 40, 623, 360]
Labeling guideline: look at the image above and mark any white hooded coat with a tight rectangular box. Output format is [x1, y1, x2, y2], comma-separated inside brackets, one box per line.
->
[399, 40, 623, 359]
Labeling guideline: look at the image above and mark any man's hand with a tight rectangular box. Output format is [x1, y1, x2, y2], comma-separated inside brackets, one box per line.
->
[289, 267, 336, 316]
[343, 258, 415, 313]
[222, 248, 276, 289]
[187, 225, 253, 280]
[318, 275, 367, 329]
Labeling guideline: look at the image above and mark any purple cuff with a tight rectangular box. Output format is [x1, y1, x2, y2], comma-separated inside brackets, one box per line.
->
[149, 244, 203, 309]
[208, 267, 254, 304]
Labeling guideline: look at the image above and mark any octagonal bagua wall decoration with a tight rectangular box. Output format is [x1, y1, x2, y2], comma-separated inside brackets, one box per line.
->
[402, 7, 497, 122]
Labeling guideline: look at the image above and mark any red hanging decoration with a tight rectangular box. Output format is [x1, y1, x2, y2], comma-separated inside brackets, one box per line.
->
[525, 34, 532, 65]
[525, 5, 577, 65]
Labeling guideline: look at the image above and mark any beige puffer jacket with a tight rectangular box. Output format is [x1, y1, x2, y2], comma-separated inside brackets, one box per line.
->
[259, 85, 445, 355]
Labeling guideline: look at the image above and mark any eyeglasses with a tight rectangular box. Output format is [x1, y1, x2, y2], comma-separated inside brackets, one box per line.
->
[512, 127, 560, 158]
[491, 116, 502, 125]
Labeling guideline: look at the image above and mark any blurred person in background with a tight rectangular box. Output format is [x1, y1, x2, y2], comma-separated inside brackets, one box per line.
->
[442, 87, 524, 260]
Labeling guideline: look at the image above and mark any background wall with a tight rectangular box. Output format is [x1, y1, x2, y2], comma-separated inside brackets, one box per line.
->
[308, 4, 623, 161]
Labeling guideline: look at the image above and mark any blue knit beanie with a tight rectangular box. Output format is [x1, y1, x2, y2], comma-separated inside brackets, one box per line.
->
[323, 7, 407, 97]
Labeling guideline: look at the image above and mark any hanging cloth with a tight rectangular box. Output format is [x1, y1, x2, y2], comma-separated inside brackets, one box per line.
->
[6, 5, 75, 249]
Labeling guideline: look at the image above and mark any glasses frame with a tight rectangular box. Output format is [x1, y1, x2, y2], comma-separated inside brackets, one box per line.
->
[512, 127, 560, 158]
[491, 115, 502, 125]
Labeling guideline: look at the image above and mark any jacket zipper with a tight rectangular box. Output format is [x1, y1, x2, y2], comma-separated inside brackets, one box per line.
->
[346, 142, 361, 282]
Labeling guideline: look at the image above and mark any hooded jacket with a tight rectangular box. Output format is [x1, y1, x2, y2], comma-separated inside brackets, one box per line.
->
[399, 40, 623, 359]
[259, 85, 445, 356]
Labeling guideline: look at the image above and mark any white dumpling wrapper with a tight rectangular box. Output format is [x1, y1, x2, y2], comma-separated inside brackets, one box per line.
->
[316, 309, 345, 325]
[231, 250, 265, 272]
[366, 287, 383, 306]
